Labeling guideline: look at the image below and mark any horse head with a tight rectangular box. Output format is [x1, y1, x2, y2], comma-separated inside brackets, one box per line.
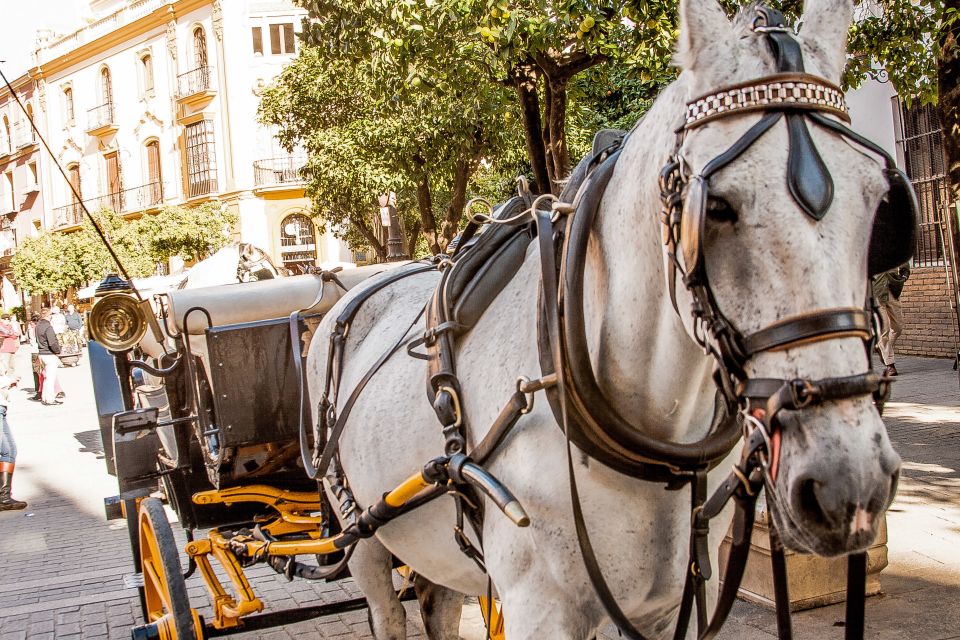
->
[669, 0, 908, 556]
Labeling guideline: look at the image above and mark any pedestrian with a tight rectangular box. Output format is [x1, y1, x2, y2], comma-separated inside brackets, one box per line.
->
[35, 308, 63, 406]
[0, 314, 20, 376]
[64, 304, 83, 334]
[50, 306, 67, 336]
[873, 263, 910, 377]
[0, 374, 27, 510]
[27, 313, 40, 400]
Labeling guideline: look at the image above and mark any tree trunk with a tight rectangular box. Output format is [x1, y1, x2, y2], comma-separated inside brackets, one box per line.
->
[405, 219, 422, 258]
[444, 156, 475, 247]
[546, 75, 570, 192]
[939, 0, 960, 210]
[412, 156, 441, 255]
[353, 217, 386, 261]
[511, 62, 550, 194]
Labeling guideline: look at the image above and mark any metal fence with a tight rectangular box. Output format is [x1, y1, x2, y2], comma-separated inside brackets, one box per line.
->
[86, 102, 115, 131]
[896, 101, 950, 267]
[177, 66, 213, 98]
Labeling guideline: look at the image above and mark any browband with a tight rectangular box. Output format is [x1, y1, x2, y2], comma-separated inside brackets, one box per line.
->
[684, 72, 849, 130]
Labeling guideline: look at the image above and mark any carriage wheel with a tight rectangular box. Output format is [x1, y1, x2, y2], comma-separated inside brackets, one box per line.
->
[134, 498, 202, 640]
[478, 596, 506, 639]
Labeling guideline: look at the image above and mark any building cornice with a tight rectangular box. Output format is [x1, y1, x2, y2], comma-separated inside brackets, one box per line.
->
[35, 0, 213, 80]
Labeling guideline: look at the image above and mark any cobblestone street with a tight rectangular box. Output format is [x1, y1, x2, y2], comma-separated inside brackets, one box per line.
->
[1, 350, 958, 639]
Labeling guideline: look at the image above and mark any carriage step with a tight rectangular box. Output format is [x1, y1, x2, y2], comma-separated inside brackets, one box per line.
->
[124, 573, 144, 589]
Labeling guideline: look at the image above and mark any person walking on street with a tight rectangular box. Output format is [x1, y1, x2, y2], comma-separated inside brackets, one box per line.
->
[0, 314, 19, 376]
[50, 306, 67, 336]
[873, 263, 910, 377]
[64, 304, 84, 345]
[0, 374, 26, 510]
[36, 308, 62, 406]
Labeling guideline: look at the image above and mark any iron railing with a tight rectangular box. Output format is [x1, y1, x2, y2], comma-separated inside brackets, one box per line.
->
[123, 181, 163, 210]
[13, 122, 35, 148]
[86, 102, 116, 132]
[53, 181, 163, 227]
[177, 66, 213, 98]
[253, 155, 307, 187]
[54, 202, 84, 227]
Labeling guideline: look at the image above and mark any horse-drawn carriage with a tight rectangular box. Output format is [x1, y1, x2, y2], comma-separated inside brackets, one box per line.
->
[83, 2, 919, 639]
[90, 264, 496, 639]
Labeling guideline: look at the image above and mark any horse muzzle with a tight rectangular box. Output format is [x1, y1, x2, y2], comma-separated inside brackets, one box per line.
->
[766, 405, 901, 557]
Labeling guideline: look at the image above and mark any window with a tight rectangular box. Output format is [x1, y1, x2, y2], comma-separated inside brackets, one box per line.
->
[185, 120, 217, 197]
[63, 87, 74, 126]
[193, 27, 208, 68]
[26, 162, 38, 191]
[279, 213, 317, 268]
[25, 104, 35, 142]
[895, 100, 948, 266]
[67, 163, 81, 202]
[141, 54, 154, 95]
[252, 26, 263, 55]
[145, 140, 162, 204]
[2, 116, 9, 153]
[269, 23, 295, 55]
[100, 67, 113, 105]
[3, 171, 15, 213]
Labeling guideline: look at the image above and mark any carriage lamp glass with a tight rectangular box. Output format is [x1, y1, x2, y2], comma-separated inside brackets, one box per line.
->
[89, 274, 147, 351]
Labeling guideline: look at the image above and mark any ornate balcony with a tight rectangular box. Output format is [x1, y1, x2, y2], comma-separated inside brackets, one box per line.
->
[177, 66, 215, 106]
[87, 102, 118, 136]
[13, 122, 36, 149]
[54, 202, 84, 228]
[253, 154, 307, 191]
[122, 181, 163, 212]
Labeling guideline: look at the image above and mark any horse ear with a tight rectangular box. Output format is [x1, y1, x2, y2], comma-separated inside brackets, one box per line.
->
[676, 0, 733, 72]
[801, 0, 853, 81]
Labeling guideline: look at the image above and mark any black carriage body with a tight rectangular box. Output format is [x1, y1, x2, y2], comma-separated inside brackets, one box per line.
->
[94, 313, 319, 529]
[204, 317, 302, 450]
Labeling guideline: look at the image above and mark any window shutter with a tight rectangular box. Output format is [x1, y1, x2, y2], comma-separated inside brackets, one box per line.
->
[283, 24, 295, 54]
[252, 27, 263, 54]
[270, 24, 281, 55]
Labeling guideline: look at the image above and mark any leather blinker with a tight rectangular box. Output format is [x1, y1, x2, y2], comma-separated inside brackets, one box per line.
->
[868, 167, 919, 276]
[682, 175, 709, 278]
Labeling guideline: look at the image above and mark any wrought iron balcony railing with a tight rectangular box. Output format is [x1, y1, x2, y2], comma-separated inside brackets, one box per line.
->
[177, 66, 214, 99]
[53, 181, 164, 227]
[54, 202, 84, 227]
[86, 102, 116, 132]
[123, 181, 163, 211]
[253, 155, 307, 187]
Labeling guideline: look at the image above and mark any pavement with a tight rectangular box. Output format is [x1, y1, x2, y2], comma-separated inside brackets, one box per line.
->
[0, 349, 958, 639]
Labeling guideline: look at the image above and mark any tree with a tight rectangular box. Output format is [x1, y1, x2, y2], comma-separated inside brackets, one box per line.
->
[261, 8, 521, 255]
[11, 204, 237, 295]
[139, 202, 238, 262]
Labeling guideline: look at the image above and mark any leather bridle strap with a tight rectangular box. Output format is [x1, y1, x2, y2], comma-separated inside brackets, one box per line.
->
[741, 308, 871, 356]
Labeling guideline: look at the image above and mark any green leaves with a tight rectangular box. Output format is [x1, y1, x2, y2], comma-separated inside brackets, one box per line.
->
[11, 204, 237, 295]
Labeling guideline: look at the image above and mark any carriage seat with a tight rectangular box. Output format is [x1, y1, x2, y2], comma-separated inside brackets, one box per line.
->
[167, 263, 404, 334]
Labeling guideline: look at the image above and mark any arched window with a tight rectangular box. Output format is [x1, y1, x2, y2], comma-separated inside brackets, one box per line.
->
[67, 163, 81, 202]
[141, 54, 154, 95]
[25, 103, 35, 141]
[193, 27, 208, 68]
[279, 213, 317, 269]
[2, 116, 10, 152]
[63, 87, 74, 126]
[145, 140, 162, 205]
[100, 67, 113, 105]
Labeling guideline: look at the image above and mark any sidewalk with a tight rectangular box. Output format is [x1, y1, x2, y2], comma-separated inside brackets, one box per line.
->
[0, 351, 957, 639]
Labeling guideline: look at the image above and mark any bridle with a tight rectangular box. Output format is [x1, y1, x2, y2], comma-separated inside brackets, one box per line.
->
[534, 6, 918, 640]
[658, 6, 916, 466]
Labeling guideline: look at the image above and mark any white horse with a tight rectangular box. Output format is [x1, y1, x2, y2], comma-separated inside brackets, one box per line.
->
[306, 0, 901, 637]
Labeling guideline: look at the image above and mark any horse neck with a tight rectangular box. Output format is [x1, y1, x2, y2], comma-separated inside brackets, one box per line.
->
[583, 75, 717, 442]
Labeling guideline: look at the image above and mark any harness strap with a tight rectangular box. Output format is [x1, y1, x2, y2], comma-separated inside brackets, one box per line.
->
[741, 308, 871, 356]
[315, 305, 426, 478]
[293, 263, 434, 479]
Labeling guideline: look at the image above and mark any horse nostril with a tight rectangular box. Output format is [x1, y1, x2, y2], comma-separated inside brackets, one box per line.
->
[797, 478, 829, 527]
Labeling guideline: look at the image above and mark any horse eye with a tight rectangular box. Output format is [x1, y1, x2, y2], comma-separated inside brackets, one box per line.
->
[706, 197, 738, 224]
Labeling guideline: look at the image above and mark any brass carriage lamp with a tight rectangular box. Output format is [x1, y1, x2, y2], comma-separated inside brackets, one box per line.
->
[88, 274, 149, 352]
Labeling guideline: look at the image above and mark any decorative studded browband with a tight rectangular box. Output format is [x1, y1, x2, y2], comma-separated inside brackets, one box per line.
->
[684, 72, 849, 130]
